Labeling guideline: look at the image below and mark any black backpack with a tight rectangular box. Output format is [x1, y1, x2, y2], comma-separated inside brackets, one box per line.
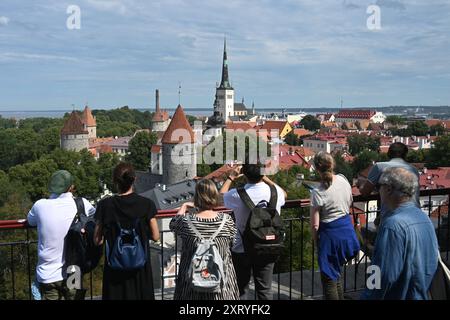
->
[64, 198, 102, 274]
[237, 185, 285, 258]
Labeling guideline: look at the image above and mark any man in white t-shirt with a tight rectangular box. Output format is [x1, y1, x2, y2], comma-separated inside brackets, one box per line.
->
[221, 163, 286, 300]
[27, 170, 95, 300]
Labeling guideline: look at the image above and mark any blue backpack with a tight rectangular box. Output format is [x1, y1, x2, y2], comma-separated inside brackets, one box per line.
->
[105, 216, 148, 271]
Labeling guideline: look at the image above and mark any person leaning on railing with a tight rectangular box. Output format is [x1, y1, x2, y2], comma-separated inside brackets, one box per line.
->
[310, 152, 361, 300]
[357, 142, 420, 227]
[220, 162, 287, 300]
[93, 162, 160, 300]
[361, 167, 439, 300]
[169, 179, 239, 300]
[27, 170, 96, 300]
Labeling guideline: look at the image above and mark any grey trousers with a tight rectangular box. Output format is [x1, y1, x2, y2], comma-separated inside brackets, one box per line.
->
[320, 271, 344, 300]
[232, 252, 275, 300]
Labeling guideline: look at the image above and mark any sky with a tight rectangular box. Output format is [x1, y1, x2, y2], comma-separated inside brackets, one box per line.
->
[0, 0, 449, 111]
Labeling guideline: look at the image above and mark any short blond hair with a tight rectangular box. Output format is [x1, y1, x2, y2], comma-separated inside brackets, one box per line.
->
[194, 179, 219, 210]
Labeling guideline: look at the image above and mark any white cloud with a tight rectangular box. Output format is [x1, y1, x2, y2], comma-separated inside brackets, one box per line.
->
[0, 52, 79, 62]
[0, 16, 10, 26]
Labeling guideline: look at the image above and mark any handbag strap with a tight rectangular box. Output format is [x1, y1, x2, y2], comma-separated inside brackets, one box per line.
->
[186, 213, 228, 242]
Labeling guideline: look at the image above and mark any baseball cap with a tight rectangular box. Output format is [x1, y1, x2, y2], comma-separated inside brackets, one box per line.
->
[48, 170, 74, 194]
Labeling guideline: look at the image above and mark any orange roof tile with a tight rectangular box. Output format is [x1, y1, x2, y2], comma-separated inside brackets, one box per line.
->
[151, 145, 161, 153]
[225, 122, 255, 131]
[152, 110, 170, 122]
[82, 106, 96, 126]
[61, 112, 88, 135]
[293, 128, 313, 137]
[260, 120, 289, 132]
[161, 105, 195, 144]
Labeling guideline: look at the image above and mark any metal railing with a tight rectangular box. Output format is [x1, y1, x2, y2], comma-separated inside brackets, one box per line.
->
[0, 188, 449, 300]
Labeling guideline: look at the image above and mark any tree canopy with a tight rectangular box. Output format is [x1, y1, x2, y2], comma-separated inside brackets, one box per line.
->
[300, 115, 321, 131]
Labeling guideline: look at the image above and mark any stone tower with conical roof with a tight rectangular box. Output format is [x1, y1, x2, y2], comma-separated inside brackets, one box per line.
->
[216, 38, 234, 123]
[161, 105, 197, 185]
[81, 105, 97, 139]
[152, 89, 170, 132]
[60, 111, 89, 151]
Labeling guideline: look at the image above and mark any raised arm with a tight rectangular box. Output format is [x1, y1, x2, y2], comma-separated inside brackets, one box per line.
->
[263, 176, 288, 199]
[219, 165, 243, 194]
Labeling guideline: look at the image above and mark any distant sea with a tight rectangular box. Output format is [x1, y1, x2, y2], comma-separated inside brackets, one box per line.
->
[2, 106, 440, 119]
[0, 107, 307, 119]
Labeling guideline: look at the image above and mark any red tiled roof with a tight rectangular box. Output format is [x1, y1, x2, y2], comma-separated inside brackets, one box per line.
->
[335, 110, 376, 120]
[82, 106, 96, 126]
[425, 119, 450, 129]
[322, 121, 337, 128]
[152, 110, 170, 122]
[225, 122, 255, 131]
[88, 137, 114, 148]
[151, 145, 161, 153]
[61, 112, 88, 135]
[380, 146, 390, 153]
[228, 120, 257, 127]
[293, 128, 313, 137]
[316, 113, 334, 121]
[161, 105, 195, 144]
[260, 120, 290, 132]
[419, 167, 450, 190]
[204, 164, 234, 181]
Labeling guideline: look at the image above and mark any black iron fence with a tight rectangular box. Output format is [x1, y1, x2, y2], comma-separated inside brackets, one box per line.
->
[0, 188, 449, 300]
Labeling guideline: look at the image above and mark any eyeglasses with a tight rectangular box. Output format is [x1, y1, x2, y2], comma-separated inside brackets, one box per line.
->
[377, 183, 389, 191]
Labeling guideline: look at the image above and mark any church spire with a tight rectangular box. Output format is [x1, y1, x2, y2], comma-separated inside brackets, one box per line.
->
[219, 38, 233, 89]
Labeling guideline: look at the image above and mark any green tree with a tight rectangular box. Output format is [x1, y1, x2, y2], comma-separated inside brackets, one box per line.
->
[427, 135, 450, 168]
[0, 129, 41, 170]
[385, 115, 406, 125]
[8, 158, 58, 202]
[97, 152, 121, 192]
[429, 124, 445, 136]
[300, 115, 321, 131]
[352, 150, 379, 177]
[73, 150, 102, 199]
[408, 121, 429, 136]
[187, 115, 198, 126]
[285, 131, 301, 146]
[96, 121, 140, 137]
[18, 117, 64, 133]
[0, 117, 17, 129]
[126, 131, 157, 171]
[333, 152, 354, 182]
[197, 163, 212, 177]
[406, 149, 428, 163]
[347, 134, 380, 156]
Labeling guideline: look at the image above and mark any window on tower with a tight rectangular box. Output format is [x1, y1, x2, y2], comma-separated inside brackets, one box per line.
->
[227, 95, 233, 99]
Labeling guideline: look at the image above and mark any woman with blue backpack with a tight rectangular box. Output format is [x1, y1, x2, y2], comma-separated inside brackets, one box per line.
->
[94, 162, 160, 300]
[170, 179, 239, 300]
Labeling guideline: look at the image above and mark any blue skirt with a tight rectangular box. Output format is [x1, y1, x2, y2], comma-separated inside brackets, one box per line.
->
[318, 215, 360, 281]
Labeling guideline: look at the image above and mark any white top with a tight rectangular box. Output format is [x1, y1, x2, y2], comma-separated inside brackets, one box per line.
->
[310, 174, 353, 223]
[223, 182, 286, 253]
[27, 193, 95, 284]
